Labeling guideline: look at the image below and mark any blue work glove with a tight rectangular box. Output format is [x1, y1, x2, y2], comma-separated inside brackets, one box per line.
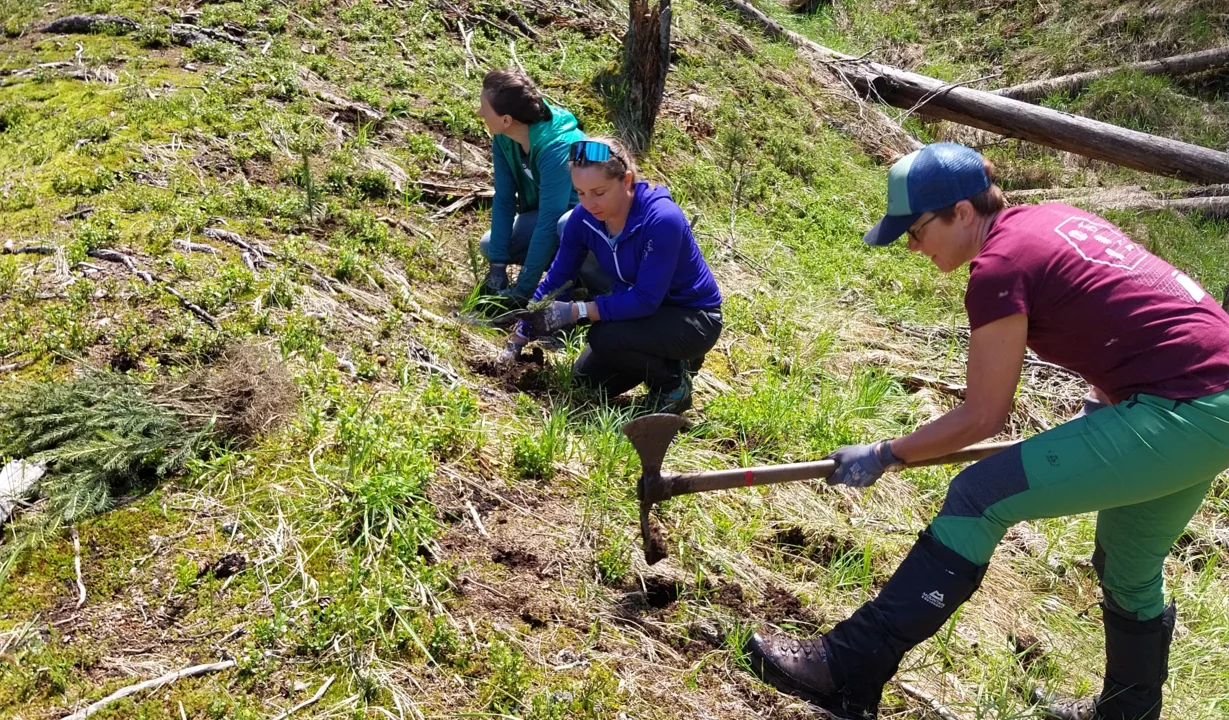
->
[824, 440, 902, 488]
[1071, 396, 1108, 419]
[483, 263, 509, 294]
[517, 301, 575, 337]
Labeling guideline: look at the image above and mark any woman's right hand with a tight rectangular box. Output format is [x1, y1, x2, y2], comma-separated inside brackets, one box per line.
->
[496, 326, 531, 364]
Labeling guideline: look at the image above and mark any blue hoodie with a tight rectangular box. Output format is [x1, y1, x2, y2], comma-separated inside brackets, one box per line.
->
[532, 182, 722, 322]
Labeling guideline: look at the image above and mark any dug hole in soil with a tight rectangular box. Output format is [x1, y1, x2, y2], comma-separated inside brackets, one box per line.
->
[468, 346, 550, 393]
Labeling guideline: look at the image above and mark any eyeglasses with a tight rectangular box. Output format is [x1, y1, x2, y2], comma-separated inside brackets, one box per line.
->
[907, 214, 938, 241]
[570, 140, 625, 168]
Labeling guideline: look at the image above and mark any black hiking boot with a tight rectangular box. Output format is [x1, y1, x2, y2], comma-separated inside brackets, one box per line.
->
[1033, 603, 1175, 720]
[745, 529, 987, 719]
[643, 372, 692, 415]
[1031, 689, 1095, 720]
[744, 632, 852, 719]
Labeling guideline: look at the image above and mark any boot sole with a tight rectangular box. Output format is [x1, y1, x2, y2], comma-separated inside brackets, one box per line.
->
[746, 654, 859, 720]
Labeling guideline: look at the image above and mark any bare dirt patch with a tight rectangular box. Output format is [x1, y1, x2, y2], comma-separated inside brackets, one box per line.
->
[467, 347, 551, 394]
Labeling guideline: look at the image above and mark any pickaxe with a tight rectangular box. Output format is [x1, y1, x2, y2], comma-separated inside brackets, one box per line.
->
[623, 413, 1017, 565]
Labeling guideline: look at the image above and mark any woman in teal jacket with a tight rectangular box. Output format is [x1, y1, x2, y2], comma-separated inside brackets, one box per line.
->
[477, 69, 608, 305]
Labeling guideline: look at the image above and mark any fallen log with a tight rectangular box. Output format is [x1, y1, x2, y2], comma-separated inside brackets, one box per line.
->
[40, 14, 139, 34]
[714, 0, 1229, 184]
[1003, 186, 1229, 218]
[995, 46, 1229, 103]
[1004, 185, 1229, 203]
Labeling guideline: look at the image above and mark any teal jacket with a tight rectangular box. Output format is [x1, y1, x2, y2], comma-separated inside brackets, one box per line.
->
[489, 105, 586, 296]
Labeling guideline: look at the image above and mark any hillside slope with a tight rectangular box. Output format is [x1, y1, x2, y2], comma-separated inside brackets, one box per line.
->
[1, 0, 1228, 719]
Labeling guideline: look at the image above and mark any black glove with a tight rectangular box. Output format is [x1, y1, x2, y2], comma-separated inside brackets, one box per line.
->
[494, 286, 530, 310]
[483, 264, 509, 294]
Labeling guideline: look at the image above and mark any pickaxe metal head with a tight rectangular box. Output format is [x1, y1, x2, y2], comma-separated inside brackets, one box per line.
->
[623, 413, 687, 565]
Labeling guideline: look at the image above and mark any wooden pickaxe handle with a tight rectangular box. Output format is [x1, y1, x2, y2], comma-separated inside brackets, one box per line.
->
[643, 440, 1018, 503]
[623, 411, 1019, 565]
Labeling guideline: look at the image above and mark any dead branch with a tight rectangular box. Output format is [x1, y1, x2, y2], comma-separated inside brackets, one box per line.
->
[901, 373, 966, 398]
[465, 501, 489, 537]
[0, 359, 34, 374]
[40, 14, 139, 34]
[72, 526, 86, 609]
[996, 46, 1229, 103]
[59, 660, 237, 720]
[714, 0, 1229, 183]
[87, 249, 220, 328]
[170, 23, 247, 47]
[203, 227, 275, 267]
[314, 90, 385, 126]
[415, 178, 494, 201]
[172, 239, 220, 255]
[2, 241, 57, 255]
[0, 61, 73, 77]
[270, 675, 335, 720]
[897, 681, 964, 720]
[428, 194, 479, 220]
[432, 0, 525, 41]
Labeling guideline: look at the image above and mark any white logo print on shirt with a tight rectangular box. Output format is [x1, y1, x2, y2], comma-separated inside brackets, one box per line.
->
[1053, 215, 1207, 304]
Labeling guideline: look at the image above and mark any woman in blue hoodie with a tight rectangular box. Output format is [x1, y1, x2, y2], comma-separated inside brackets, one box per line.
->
[477, 69, 609, 305]
[503, 137, 723, 414]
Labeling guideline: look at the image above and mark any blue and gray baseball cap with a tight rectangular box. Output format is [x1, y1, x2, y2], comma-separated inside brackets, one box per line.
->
[863, 143, 991, 247]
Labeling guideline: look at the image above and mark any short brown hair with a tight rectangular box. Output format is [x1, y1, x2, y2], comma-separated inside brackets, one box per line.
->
[933, 157, 1005, 220]
[569, 135, 639, 181]
[482, 69, 551, 125]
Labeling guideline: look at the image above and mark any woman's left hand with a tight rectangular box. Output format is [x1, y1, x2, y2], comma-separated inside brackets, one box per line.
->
[519, 301, 576, 336]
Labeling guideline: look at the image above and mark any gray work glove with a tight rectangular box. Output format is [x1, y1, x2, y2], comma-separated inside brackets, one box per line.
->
[496, 330, 529, 364]
[516, 301, 575, 337]
[824, 440, 901, 488]
[483, 263, 509, 294]
[1072, 396, 1109, 420]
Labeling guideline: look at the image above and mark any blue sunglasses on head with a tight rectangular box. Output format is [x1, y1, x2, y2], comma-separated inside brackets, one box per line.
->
[570, 140, 613, 163]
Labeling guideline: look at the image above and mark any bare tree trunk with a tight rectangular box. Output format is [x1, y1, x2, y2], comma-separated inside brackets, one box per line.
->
[715, 0, 1229, 184]
[995, 46, 1229, 103]
[623, 0, 672, 152]
[1005, 187, 1229, 218]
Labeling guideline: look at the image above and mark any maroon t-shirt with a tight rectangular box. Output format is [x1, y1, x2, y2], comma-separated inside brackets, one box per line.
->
[965, 204, 1229, 403]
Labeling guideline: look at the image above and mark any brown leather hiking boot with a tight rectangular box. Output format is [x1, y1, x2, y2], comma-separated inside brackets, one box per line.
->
[744, 630, 854, 718]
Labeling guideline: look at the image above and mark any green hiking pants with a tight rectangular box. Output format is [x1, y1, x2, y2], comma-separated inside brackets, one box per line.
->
[930, 389, 1229, 621]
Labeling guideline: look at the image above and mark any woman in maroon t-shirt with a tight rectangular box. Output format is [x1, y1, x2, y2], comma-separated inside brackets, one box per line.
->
[743, 143, 1229, 720]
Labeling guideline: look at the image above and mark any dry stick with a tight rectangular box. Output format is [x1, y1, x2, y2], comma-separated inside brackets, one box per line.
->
[995, 45, 1229, 103]
[465, 501, 489, 537]
[71, 526, 86, 609]
[897, 681, 964, 720]
[270, 675, 335, 720]
[0, 359, 34, 374]
[714, 0, 1229, 184]
[86, 249, 219, 328]
[59, 660, 237, 720]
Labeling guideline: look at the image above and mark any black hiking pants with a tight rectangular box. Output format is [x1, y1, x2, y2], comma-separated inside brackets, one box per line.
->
[572, 306, 722, 395]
